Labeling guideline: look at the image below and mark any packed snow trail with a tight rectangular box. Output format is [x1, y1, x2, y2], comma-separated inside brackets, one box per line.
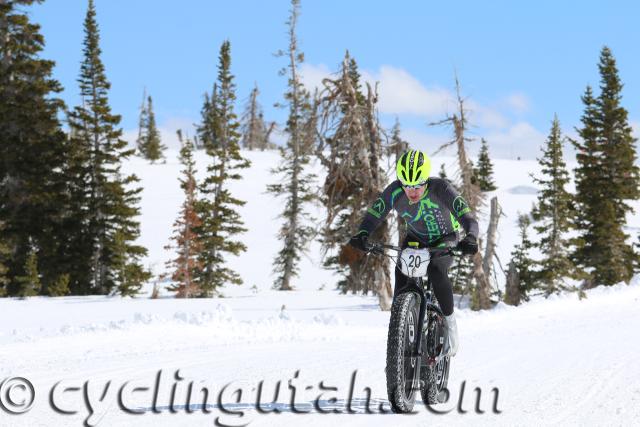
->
[2, 281, 640, 426]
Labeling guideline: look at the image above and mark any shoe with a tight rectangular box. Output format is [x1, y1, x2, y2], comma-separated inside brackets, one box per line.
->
[444, 313, 459, 357]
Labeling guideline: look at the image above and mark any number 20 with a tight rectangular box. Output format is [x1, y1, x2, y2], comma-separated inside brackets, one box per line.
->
[408, 255, 422, 268]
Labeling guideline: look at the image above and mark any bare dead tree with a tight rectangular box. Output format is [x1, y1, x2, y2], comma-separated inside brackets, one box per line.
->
[430, 76, 493, 310]
[240, 84, 277, 151]
[430, 77, 483, 212]
[504, 261, 521, 306]
[316, 52, 392, 310]
[483, 197, 502, 279]
[263, 121, 277, 150]
[240, 84, 261, 150]
[364, 81, 393, 305]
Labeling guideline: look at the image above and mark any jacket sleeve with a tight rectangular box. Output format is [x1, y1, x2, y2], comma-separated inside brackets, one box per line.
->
[356, 181, 401, 237]
[440, 180, 479, 239]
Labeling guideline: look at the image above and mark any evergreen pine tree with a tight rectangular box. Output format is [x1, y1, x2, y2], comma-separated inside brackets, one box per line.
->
[634, 235, 640, 272]
[474, 138, 497, 191]
[531, 115, 574, 295]
[194, 93, 210, 151]
[165, 130, 204, 298]
[597, 47, 640, 219]
[0, 0, 71, 296]
[195, 40, 251, 296]
[47, 273, 70, 297]
[137, 95, 166, 162]
[135, 88, 148, 154]
[572, 47, 639, 286]
[347, 55, 366, 106]
[16, 246, 41, 297]
[571, 86, 602, 285]
[67, 0, 148, 295]
[0, 222, 9, 297]
[62, 117, 95, 294]
[509, 213, 536, 301]
[197, 84, 221, 152]
[112, 228, 150, 296]
[267, 0, 317, 291]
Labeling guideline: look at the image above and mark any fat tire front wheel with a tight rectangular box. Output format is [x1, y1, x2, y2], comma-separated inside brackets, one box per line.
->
[386, 292, 420, 413]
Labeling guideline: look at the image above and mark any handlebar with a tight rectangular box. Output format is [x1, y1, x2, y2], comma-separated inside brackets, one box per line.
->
[367, 241, 463, 258]
[368, 242, 402, 253]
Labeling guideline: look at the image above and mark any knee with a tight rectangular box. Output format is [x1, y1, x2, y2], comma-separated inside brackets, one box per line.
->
[429, 257, 452, 275]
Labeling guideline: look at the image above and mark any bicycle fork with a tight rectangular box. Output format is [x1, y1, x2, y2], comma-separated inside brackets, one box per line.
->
[406, 280, 428, 361]
[409, 280, 446, 366]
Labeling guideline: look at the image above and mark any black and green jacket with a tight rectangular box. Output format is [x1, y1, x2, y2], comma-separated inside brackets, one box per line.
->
[358, 178, 479, 247]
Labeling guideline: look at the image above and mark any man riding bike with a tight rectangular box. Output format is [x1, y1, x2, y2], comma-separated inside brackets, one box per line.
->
[349, 149, 479, 356]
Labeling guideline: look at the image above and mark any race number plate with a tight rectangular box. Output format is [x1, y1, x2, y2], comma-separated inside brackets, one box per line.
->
[399, 248, 430, 278]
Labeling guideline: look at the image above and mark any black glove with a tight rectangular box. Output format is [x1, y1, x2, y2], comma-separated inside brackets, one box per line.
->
[348, 231, 371, 252]
[456, 234, 478, 255]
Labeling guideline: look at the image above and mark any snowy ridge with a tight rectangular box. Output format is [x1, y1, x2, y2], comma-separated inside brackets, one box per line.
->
[2, 274, 637, 345]
[0, 301, 374, 346]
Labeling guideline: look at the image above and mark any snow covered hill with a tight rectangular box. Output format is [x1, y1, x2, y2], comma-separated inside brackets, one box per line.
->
[132, 149, 545, 295]
[133, 148, 640, 295]
[2, 149, 640, 426]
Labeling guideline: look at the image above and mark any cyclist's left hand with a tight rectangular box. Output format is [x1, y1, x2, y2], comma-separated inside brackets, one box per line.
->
[456, 234, 478, 255]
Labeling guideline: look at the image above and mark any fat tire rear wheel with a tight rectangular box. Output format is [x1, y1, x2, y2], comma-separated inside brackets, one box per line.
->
[386, 292, 420, 413]
[420, 313, 451, 405]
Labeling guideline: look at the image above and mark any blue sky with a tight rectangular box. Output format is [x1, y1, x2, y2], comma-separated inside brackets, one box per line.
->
[29, 0, 639, 159]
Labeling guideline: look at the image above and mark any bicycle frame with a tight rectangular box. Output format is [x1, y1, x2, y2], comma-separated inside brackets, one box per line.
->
[401, 261, 448, 362]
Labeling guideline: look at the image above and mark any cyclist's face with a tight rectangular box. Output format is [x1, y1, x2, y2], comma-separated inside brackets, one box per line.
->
[404, 184, 426, 203]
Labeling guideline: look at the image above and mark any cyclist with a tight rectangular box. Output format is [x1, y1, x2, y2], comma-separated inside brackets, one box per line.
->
[349, 149, 479, 356]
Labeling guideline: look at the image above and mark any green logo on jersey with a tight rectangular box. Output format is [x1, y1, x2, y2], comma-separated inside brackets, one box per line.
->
[372, 198, 385, 214]
[368, 198, 386, 219]
[414, 198, 441, 241]
[453, 196, 471, 217]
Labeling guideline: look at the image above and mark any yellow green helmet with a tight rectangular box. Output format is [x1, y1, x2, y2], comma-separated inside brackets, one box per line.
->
[396, 149, 431, 186]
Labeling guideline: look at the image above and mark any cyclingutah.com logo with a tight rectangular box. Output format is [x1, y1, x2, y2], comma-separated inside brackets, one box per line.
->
[1, 370, 502, 426]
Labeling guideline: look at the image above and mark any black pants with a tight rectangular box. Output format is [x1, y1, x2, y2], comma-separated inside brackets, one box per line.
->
[393, 254, 454, 316]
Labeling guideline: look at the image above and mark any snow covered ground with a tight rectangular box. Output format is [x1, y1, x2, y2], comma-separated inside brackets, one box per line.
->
[2, 149, 640, 426]
[2, 283, 640, 426]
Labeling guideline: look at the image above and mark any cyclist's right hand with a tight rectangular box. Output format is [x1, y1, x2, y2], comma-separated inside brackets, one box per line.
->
[348, 231, 371, 252]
